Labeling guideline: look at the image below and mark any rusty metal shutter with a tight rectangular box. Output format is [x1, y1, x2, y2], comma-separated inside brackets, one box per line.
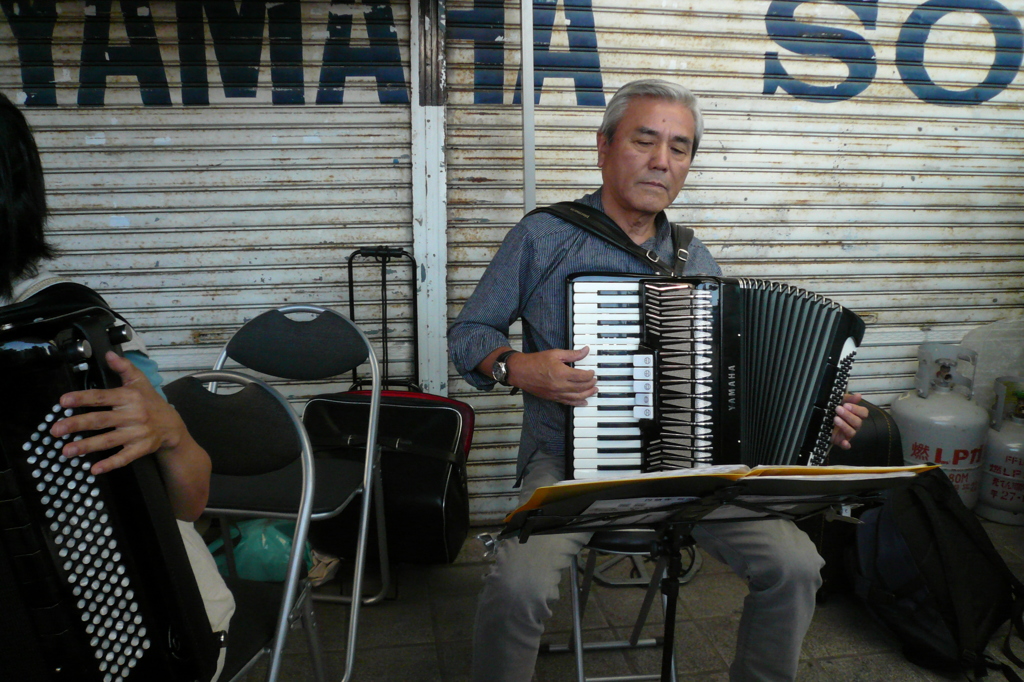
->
[1, 1, 416, 400]
[447, 0, 1024, 522]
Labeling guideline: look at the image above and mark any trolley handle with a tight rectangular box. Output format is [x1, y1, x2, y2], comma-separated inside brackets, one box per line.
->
[346, 245, 419, 390]
[348, 246, 411, 262]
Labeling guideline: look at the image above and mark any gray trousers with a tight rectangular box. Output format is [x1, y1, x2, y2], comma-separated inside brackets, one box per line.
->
[471, 453, 824, 682]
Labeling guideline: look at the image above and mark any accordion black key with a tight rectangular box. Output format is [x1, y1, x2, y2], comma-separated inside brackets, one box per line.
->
[567, 274, 866, 480]
[0, 283, 219, 682]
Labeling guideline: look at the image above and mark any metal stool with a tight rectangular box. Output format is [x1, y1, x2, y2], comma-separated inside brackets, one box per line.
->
[543, 526, 701, 682]
[589, 534, 702, 589]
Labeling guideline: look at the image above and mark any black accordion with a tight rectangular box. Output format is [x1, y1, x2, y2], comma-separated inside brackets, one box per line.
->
[566, 274, 866, 480]
[0, 283, 219, 682]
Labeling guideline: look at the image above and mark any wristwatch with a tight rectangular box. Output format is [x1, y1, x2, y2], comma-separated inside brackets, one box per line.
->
[491, 350, 519, 386]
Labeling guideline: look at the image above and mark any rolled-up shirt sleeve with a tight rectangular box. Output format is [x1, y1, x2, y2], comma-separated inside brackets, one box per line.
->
[449, 223, 535, 390]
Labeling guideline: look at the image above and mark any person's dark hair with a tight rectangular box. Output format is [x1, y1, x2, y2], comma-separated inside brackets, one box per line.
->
[599, 79, 704, 159]
[0, 91, 55, 300]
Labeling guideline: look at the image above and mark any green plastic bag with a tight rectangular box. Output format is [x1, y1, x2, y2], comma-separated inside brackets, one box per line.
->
[208, 519, 313, 582]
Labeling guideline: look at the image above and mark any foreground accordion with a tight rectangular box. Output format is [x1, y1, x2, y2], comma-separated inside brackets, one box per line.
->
[0, 285, 218, 682]
[567, 274, 866, 479]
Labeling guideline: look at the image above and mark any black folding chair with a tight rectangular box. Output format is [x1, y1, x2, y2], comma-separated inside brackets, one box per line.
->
[173, 305, 384, 682]
[165, 370, 329, 682]
[210, 305, 390, 604]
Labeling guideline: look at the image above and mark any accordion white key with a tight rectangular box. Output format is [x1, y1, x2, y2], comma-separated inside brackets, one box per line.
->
[567, 274, 865, 480]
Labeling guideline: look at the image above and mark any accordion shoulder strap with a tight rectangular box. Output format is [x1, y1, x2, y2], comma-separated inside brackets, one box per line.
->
[529, 201, 691, 276]
[3, 281, 112, 321]
[1, 281, 146, 353]
[669, 222, 695, 276]
[14, 275, 71, 303]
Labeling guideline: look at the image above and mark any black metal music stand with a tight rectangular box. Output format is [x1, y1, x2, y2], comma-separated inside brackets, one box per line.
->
[499, 467, 930, 682]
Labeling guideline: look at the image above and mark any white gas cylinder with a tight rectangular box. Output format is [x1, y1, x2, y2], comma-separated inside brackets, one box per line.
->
[975, 377, 1024, 525]
[892, 343, 990, 509]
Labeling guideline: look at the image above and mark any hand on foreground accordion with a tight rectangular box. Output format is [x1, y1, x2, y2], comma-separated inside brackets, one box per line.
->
[567, 274, 866, 480]
[0, 284, 219, 682]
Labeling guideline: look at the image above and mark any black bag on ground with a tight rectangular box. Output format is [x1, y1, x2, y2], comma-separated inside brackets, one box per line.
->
[302, 391, 474, 565]
[795, 399, 902, 597]
[850, 467, 1024, 678]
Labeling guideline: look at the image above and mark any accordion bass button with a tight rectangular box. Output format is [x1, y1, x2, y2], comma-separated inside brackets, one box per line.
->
[107, 325, 133, 346]
[62, 340, 92, 363]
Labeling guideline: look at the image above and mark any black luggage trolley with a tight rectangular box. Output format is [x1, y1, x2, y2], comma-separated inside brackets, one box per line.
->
[303, 247, 475, 565]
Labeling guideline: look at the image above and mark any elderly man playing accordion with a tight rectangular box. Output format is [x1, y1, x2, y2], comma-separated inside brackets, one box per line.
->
[448, 79, 868, 682]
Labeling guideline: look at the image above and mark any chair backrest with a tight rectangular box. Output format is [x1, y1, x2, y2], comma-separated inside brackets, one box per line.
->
[216, 306, 369, 381]
[164, 374, 304, 476]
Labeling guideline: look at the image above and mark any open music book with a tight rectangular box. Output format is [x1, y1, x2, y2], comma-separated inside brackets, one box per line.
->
[501, 464, 937, 539]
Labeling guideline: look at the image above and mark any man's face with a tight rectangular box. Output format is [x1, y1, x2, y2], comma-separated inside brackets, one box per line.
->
[597, 97, 696, 219]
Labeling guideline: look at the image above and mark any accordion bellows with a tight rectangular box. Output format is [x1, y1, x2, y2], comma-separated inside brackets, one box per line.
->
[567, 274, 866, 480]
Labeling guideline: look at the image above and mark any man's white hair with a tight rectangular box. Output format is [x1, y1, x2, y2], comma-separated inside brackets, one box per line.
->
[599, 79, 703, 158]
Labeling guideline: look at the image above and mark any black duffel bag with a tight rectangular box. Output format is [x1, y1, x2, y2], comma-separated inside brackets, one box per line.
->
[302, 390, 475, 565]
[795, 398, 904, 599]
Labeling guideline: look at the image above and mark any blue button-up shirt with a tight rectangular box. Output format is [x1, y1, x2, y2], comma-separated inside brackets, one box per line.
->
[448, 189, 722, 478]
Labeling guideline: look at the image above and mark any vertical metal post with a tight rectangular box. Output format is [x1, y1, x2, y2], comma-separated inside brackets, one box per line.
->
[411, 0, 450, 395]
[521, 0, 536, 212]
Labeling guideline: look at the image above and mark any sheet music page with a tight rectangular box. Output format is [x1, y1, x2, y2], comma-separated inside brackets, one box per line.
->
[548, 464, 751, 487]
[509, 465, 749, 517]
[701, 494, 824, 520]
[507, 464, 936, 521]
[575, 496, 702, 528]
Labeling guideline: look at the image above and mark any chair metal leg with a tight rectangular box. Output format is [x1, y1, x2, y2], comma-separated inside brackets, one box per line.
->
[592, 553, 653, 587]
[254, 582, 330, 682]
[313, 473, 392, 606]
[298, 584, 328, 682]
[570, 555, 587, 682]
[629, 556, 668, 646]
[340, 455, 384, 682]
[552, 540, 696, 682]
[578, 549, 599, 618]
[267, 458, 320, 681]
[371, 471, 391, 601]
[563, 551, 668, 682]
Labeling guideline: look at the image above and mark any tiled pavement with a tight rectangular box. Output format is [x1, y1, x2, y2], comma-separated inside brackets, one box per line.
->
[237, 519, 1024, 682]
